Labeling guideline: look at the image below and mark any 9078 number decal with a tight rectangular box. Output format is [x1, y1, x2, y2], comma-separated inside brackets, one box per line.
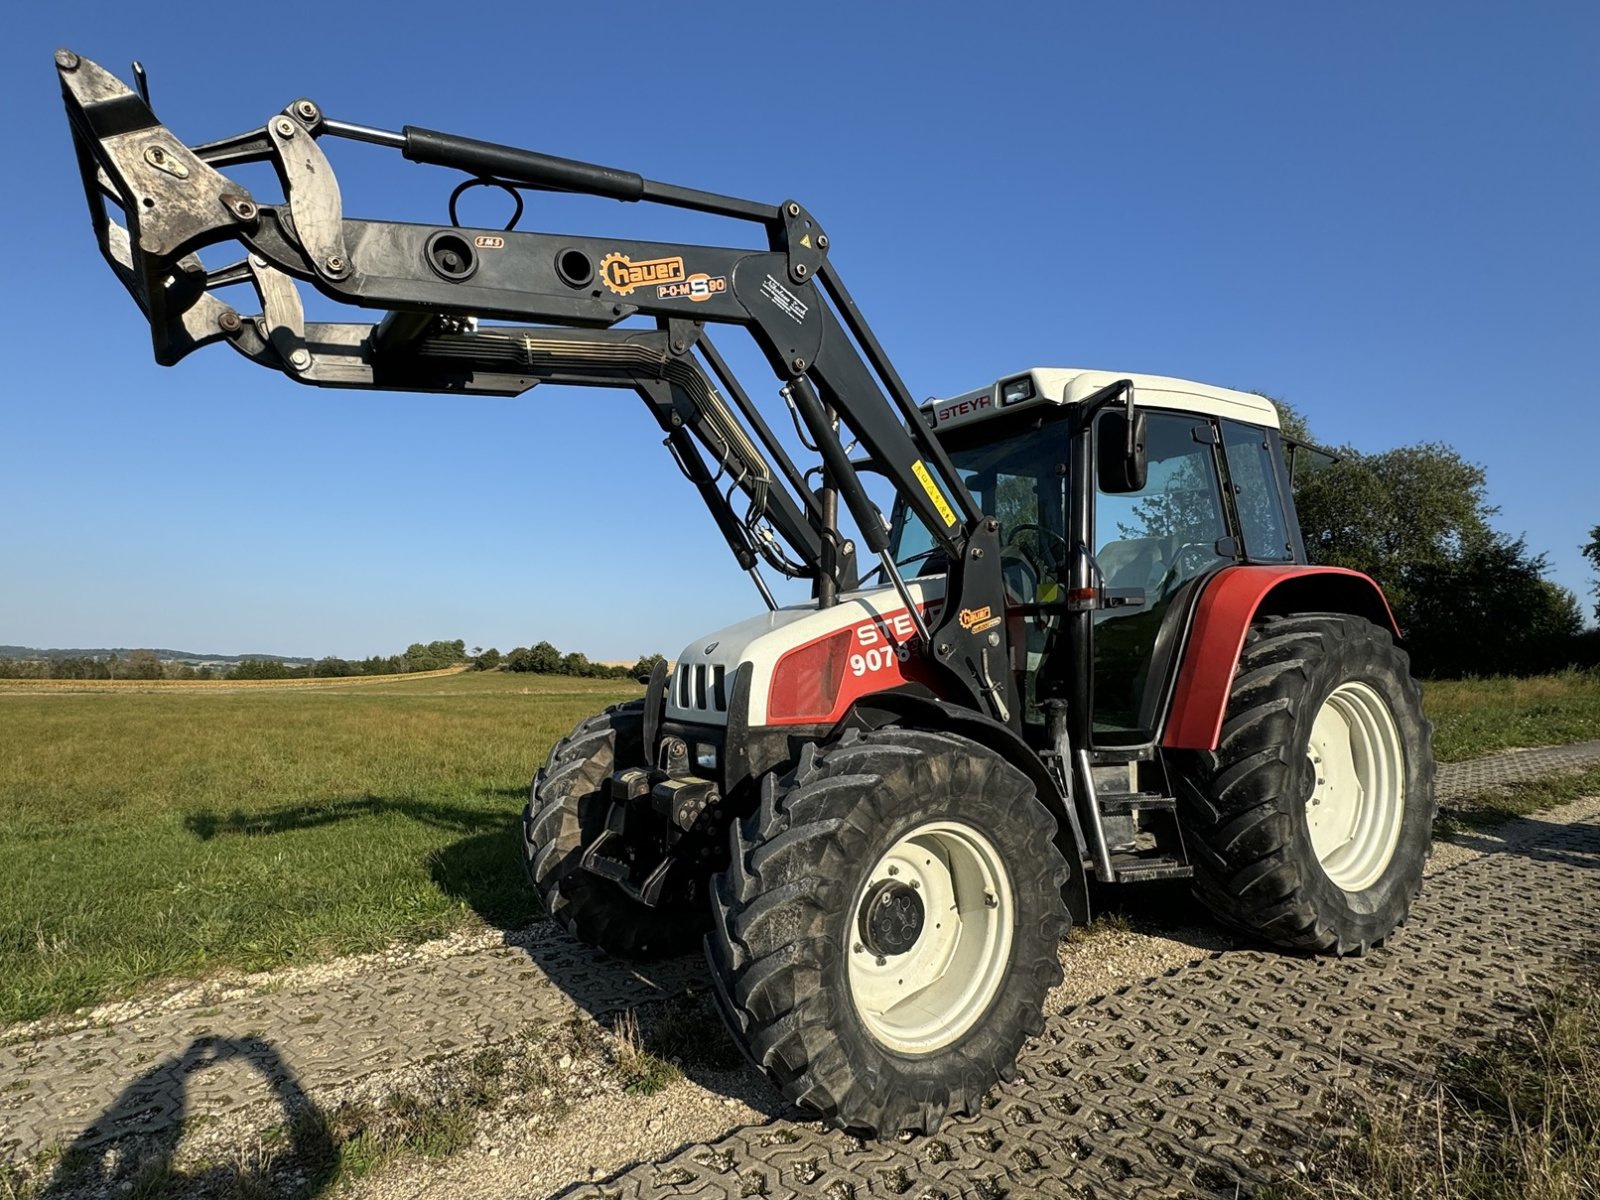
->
[848, 610, 920, 677]
[849, 643, 912, 677]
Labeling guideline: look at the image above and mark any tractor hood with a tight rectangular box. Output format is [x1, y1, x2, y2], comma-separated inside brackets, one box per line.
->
[666, 577, 948, 729]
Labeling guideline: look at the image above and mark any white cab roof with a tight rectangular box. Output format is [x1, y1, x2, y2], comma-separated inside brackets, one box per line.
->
[927, 368, 1279, 432]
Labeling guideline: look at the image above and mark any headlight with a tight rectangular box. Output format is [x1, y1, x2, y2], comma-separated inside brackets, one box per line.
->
[1000, 374, 1035, 406]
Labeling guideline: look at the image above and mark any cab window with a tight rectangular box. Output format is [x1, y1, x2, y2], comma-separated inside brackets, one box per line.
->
[1221, 420, 1295, 562]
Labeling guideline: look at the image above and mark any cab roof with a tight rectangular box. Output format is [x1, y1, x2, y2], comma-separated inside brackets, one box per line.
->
[926, 368, 1280, 433]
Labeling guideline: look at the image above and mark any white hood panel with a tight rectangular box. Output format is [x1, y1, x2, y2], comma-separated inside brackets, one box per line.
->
[665, 577, 947, 728]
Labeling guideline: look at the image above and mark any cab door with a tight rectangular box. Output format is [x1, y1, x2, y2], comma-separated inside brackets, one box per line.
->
[1088, 410, 1233, 744]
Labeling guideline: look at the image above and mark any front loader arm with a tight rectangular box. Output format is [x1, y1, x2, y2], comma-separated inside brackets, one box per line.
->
[56, 50, 1022, 728]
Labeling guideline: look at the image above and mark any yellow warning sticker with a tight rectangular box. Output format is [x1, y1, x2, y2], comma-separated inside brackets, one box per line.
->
[911, 460, 958, 528]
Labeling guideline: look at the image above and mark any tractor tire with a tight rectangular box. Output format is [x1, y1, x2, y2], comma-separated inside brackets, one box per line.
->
[705, 727, 1071, 1136]
[523, 702, 704, 958]
[1170, 614, 1435, 955]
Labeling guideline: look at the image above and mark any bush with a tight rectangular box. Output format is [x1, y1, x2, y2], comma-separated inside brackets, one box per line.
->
[506, 641, 560, 674]
[630, 653, 667, 682]
[228, 660, 307, 680]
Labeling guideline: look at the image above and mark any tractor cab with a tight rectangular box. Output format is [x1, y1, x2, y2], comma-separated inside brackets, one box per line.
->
[898, 370, 1303, 746]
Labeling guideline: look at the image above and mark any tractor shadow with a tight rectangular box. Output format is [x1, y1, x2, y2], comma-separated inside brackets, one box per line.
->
[1434, 809, 1600, 874]
[181, 791, 792, 1119]
[1084, 877, 1246, 955]
[33, 1036, 336, 1199]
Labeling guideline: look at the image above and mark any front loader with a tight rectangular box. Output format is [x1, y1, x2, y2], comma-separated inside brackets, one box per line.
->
[55, 52, 1436, 1137]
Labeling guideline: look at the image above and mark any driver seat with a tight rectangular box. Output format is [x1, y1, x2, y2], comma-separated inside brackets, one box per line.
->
[1097, 536, 1174, 594]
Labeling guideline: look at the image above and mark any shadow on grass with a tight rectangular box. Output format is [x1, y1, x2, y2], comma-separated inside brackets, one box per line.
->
[36, 1036, 336, 1199]
[184, 793, 541, 931]
[184, 794, 509, 841]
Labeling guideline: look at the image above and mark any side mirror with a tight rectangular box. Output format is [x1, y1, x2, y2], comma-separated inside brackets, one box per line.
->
[1098, 407, 1148, 494]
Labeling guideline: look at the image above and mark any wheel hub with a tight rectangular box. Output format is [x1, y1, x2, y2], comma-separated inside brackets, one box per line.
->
[859, 881, 925, 956]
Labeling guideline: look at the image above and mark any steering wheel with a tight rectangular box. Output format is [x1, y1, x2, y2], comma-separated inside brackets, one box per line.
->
[1003, 522, 1069, 574]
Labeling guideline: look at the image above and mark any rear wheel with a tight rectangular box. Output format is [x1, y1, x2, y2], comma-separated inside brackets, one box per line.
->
[522, 703, 705, 958]
[1171, 615, 1435, 955]
[705, 727, 1071, 1135]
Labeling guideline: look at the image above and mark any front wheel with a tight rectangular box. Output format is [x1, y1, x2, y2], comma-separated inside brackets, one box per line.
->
[705, 728, 1071, 1136]
[1170, 614, 1436, 955]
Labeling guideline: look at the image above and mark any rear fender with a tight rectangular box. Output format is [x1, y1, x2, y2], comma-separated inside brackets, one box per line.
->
[841, 691, 1092, 925]
[1162, 565, 1400, 751]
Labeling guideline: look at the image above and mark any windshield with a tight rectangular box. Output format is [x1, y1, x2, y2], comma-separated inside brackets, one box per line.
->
[888, 416, 1067, 569]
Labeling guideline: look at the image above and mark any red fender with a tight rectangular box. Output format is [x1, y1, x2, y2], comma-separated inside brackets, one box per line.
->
[1162, 565, 1401, 751]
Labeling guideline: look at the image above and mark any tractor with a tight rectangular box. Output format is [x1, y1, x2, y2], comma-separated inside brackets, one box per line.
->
[55, 52, 1435, 1137]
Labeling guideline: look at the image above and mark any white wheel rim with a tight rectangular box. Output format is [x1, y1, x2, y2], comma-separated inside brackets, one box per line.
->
[846, 820, 1014, 1055]
[1305, 681, 1406, 893]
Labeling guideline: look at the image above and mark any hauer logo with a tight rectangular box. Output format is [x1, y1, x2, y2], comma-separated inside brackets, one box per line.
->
[958, 606, 1002, 634]
[600, 252, 686, 295]
[958, 606, 994, 631]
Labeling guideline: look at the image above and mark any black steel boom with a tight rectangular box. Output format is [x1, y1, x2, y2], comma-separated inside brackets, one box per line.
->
[55, 50, 1019, 728]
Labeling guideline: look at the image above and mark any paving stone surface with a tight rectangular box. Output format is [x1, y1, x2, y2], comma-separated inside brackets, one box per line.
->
[568, 801, 1600, 1199]
[2, 741, 1598, 1188]
[1433, 739, 1600, 799]
[0, 931, 701, 1159]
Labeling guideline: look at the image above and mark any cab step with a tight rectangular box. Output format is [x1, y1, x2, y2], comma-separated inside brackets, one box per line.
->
[1096, 791, 1177, 816]
[1108, 852, 1193, 883]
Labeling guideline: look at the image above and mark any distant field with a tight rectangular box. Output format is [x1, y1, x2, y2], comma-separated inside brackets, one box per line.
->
[0, 671, 640, 1024]
[0, 665, 470, 691]
[0, 668, 1595, 1024]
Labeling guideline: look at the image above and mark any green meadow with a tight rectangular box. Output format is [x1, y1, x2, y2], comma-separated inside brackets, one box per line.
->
[1, 667, 1594, 1024]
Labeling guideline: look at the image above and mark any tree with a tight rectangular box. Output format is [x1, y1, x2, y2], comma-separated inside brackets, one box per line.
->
[402, 640, 468, 672]
[1583, 525, 1600, 621]
[1260, 393, 1586, 677]
[50, 656, 108, 680]
[123, 650, 164, 680]
[1402, 536, 1584, 677]
[229, 659, 297, 680]
[472, 647, 502, 671]
[1292, 442, 1494, 615]
[505, 642, 561, 673]
[560, 651, 590, 677]
[630, 653, 667, 681]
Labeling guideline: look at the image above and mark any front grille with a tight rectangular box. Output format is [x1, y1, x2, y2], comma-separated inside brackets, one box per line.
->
[675, 662, 727, 712]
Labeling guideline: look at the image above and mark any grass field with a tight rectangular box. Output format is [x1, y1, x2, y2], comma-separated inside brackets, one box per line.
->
[1424, 670, 1600, 762]
[1, 668, 1595, 1025]
[0, 671, 639, 1024]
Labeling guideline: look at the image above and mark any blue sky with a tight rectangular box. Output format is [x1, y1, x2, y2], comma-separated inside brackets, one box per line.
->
[2, 2, 1595, 660]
